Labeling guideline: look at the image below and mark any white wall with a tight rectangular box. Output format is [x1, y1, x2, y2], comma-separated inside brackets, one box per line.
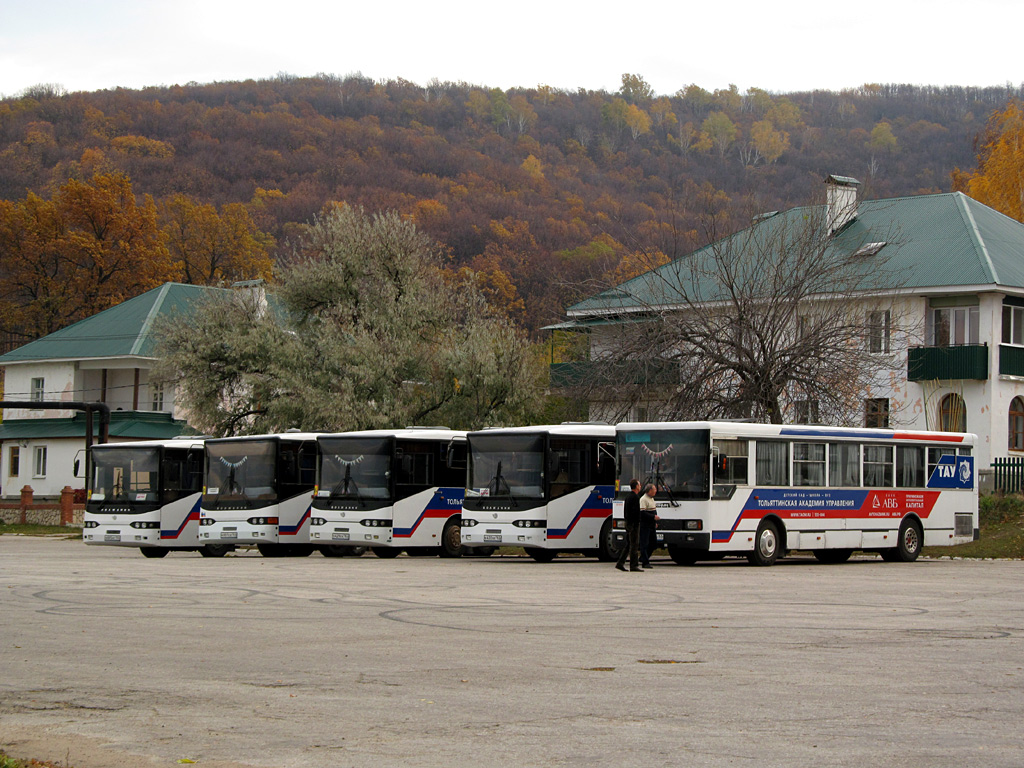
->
[1, 438, 84, 499]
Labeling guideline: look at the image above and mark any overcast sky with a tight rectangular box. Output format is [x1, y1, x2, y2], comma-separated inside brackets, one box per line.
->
[1, 0, 1021, 99]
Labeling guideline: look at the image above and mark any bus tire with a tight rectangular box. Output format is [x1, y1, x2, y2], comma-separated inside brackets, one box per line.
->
[440, 519, 464, 558]
[526, 547, 557, 563]
[747, 520, 781, 566]
[286, 545, 314, 557]
[257, 542, 286, 558]
[668, 544, 700, 566]
[813, 548, 852, 564]
[896, 518, 923, 562]
[140, 546, 168, 558]
[596, 518, 622, 562]
[879, 548, 901, 562]
[371, 547, 401, 558]
[199, 543, 233, 557]
[469, 546, 496, 557]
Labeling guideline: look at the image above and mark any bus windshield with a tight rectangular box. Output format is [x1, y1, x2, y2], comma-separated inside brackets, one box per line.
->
[90, 448, 160, 505]
[205, 440, 276, 505]
[617, 428, 711, 501]
[467, 434, 545, 500]
[318, 437, 391, 500]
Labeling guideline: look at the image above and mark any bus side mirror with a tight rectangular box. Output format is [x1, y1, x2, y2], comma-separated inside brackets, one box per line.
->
[74, 459, 80, 477]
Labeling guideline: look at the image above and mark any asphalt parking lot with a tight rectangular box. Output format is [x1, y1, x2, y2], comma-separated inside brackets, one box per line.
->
[1, 537, 1022, 768]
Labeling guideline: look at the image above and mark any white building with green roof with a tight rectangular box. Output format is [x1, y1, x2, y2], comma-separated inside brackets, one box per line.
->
[0, 283, 223, 499]
[556, 176, 1024, 472]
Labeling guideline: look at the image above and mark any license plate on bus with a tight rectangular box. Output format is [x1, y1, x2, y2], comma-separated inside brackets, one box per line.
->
[332, 533, 350, 541]
[103, 534, 120, 542]
[656, 533, 664, 541]
[221, 532, 237, 539]
[483, 535, 502, 542]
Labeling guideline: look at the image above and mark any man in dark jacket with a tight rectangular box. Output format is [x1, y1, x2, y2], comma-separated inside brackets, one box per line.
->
[615, 479, 643, 572]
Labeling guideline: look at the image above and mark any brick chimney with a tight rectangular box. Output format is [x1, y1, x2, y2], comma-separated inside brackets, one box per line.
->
[825, 174, 860, 234]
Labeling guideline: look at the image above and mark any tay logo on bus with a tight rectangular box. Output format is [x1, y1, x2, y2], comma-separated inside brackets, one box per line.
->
[928, 455, 973, 489]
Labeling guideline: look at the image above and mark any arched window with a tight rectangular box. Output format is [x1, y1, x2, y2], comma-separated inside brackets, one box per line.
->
[1010, 397, 1024, 451]
[939, 393, 966, 433]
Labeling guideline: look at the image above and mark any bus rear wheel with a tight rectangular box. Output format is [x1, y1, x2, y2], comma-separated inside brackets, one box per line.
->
[526, 547, 557, 563]
[257, 543, 286, 558]
[140, 547, 168, 558]
[813, 548, 852, 564]
[440, 519, 464, 558]
[896, 518, 923, 562]
[747, 520, 781, 566]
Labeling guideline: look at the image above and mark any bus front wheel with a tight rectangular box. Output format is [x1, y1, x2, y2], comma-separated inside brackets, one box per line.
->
[440, 519, 464, 558]
[668, 544, 700, 566]
[371, 547, 401, 558]
[140, 546, 169, 558]
[747, 520, 781, 566]
[526, 547, 556, 563]
[199, 543, 233, 557]
[596, 518, 622, 562]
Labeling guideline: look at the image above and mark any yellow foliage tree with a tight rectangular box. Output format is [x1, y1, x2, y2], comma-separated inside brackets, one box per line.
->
[159, 195, 275, 285]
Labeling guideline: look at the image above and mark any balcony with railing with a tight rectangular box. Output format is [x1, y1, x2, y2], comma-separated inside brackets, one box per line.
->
[906, 344, 988, 381]
[999, 344, 1024, 377]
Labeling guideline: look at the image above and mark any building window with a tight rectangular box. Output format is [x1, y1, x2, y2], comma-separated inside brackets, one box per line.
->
[865, 398, 889, 428]
[33, 446, 47, 478]
[929, 306, 979, 346]
[9, 446, 20, 477]
[1010, 397, 1024, 451]
[30, 377, 45, 402]
[939, 393, 966, 433]
[151, 382, 165, 411]
[867, 310, 891, 353]
[1003, 304, 1024, 345]
[793, 400, 819, 424]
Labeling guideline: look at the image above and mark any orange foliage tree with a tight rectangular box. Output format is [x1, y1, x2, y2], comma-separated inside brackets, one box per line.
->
[954, 100, 1024, 222]
[0, 171, 174, 340]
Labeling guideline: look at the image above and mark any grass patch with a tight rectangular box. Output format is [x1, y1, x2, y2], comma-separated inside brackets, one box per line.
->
[0, 750, 72, 768]
[923, 493, 1024, 559]
[0, 522, 81, 537]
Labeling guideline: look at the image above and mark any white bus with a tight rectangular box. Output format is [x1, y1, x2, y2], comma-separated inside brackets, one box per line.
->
[83, 438, 233, 558]
[461, 424, 618, 562]
[311, 428, 469, 558]
[199, 432, 320, 557]
[614, 421, 979, 566]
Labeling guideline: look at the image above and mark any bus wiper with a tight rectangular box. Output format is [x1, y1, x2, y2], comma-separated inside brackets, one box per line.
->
[488, 461, 517, 507]
[332, 464, 366, 507]
[645, 459, 679, 507]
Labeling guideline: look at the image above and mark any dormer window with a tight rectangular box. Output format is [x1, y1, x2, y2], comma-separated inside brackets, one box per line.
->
[853, 242, 886, 257]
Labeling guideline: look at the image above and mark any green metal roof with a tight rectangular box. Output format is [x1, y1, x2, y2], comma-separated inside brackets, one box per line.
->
[0, 410, 196, 440]
[0, 283, 228, 364]
[568, 192, 1024, 317]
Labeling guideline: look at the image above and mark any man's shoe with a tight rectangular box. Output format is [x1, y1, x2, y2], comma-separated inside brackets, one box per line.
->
[630, 567, 644, 572]
[641, 562, 652, 568]
[615, 563, 627, 571]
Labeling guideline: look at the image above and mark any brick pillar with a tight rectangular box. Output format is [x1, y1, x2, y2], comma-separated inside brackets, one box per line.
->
[60, 486, 74, 526]
[19, 485, 33, 525]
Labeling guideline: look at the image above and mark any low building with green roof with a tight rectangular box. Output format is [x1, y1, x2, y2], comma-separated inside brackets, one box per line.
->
[0, 282, 226, 499]
[556, 176, 1024, 471]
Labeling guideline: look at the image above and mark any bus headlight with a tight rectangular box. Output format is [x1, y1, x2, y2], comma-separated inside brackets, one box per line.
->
[513, 520, 546, 528]
[461, 519, 478, 527]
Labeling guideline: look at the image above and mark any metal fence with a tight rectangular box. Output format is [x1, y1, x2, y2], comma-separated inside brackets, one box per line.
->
[991, 457, 1024, 493]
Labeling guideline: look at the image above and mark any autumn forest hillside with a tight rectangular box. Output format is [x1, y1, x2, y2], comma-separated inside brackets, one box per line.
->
[2, 75, 1022, 337]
